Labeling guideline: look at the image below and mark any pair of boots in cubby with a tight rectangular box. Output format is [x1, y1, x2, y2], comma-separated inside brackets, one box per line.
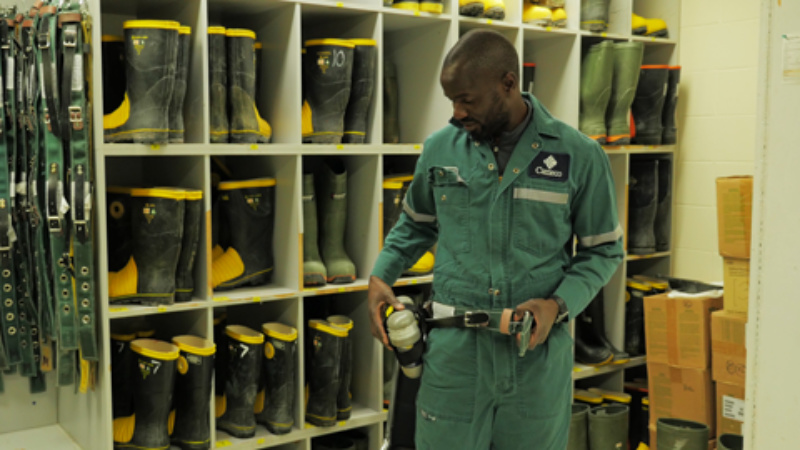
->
[389, 0, 444, 15]
[302, 38, 377, 144]
[523, 1, 567, 27]
[628, 157, 672, 255]
[458, 0, 505, 20]
[580, 0, 669, 36]
[312, 428, 369, 450]
[383, 174, 435, 276]
[570, 389, 630, 450]
[208, 26, 272, 144]
[107, 186, 203, 306]
[302, 158, 357, 287]
[304, 315, 355, 427]
[103, 20, 192, 144]
[111, 328, 215, 450]
[213, 314, 300, 438]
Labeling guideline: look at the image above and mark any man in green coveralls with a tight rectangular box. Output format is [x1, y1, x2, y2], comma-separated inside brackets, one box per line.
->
[368, 29, 624, 449]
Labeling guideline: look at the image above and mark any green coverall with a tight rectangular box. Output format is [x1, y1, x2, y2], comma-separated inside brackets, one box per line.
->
[372, 93, 624, 449]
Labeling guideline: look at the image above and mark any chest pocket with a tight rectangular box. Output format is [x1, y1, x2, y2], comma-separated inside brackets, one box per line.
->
[512, 183, 571, 255]
[429, 166, 470, 253]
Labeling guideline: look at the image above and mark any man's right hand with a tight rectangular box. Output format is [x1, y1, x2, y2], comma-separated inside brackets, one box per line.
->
[368, 275, 405, 350]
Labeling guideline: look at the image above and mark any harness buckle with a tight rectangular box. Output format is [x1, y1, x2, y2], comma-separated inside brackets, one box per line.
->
[63, 28, 77, 48]
[68, 105, 83, 130]
[463, 310, 490, 328]
[37, 32, 50, 50]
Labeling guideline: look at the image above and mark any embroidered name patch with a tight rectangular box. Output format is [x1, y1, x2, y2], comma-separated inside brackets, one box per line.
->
[529, 152, 570, 182]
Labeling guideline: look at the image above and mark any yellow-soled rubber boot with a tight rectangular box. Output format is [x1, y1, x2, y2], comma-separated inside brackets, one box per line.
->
[632, 13, 668, 37]
[171, 336, 215, 449]
[216, 326, 264, 439]
[523, 4, 553, 26]
[483, 0, 505, 19]
[342, 39, 378, 143]
[393, 0, 419, 12]
[419, 0, 443, 14]
[255, 323, 298, 435]
[168, 26, 191, 143]
[551, 7, 567, 27]
[226, 29, 271, 143]
[459, 0, 485, 17]
[208, 26, 229, 143]
[302, 39, 355, 144]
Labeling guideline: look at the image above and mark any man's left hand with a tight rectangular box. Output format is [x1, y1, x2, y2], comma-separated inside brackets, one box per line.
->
[514, 298, 560, 352]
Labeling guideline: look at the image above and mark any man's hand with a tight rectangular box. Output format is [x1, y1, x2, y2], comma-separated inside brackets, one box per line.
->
[514, 298, 560, 352]
[368, 275, 405, 350]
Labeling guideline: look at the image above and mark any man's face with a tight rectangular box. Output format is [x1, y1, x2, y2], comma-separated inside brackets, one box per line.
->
[440, 63, 510, 142]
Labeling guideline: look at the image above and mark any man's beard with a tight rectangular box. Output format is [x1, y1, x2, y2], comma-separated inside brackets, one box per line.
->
[468, 115, 508, 142]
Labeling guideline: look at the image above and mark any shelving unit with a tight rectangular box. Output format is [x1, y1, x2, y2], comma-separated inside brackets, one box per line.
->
[0, 0, 679, 448]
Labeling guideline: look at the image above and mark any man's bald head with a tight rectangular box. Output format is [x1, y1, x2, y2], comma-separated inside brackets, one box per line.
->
[442, 29, 519, 84]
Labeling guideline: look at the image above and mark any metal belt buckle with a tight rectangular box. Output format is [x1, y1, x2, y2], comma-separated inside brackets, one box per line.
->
[63, 28, 77, 48]
[463, 310, 489, 328]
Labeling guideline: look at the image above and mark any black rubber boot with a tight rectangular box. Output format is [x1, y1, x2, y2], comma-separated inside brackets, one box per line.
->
[661, 66, 681, 145]
[169, 26, 191, 143]
[523, 62, 536, 94]
[212, 178, 276, 290]
[342, 40, 377, 144]
[208, 26, 228, 143]
[657, 418, 709, 450]
[586, 291, 630, 363]
[318, 159, 357, 284]
[216, 325, 264, 439]
[574, 300, 614, 366]
[104, 20, 179, 144]
[628, 159, 658, 254]
[341, 429, 369, 450]
[306, 319, 346, 427]
[226, 29, 271, 143]
[588, 405, 629, 450]
[171, 335, 215, 450]
[113, 339, 179, 450]
[383, 179, 405, 241]
[567, 403, 589, 450]
[106, 186, 133, 273]
[327, 315, 354, 420]
[655, 158, 672, 252]
[313, 434, 356, 450]
[213, 312, 229, 427]
[580, 0, 611, 31]
[631, 66, 669, 145]
[102, 35, 126, 115]
[255, 322, 298, 435]
[625, 278, 651, 356]
[108, 188, 186, 305]
[718, 433, 744, 450]
[383, 59, 400, 144]
[175, 190, 203, 302]
[110, 332, 137, 422]
[302, 39, 354, 144]
[303, 173, 327, 287]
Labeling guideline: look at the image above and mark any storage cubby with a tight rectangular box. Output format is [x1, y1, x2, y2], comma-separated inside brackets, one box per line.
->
[522, 31, 580, 125]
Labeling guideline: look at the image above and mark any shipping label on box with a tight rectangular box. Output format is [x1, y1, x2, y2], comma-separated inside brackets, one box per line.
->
[716, 176, 753, 259]
[711, 310, 747, 385]
[648, 362, 716, 434]
[723, 257, 750, 314]
[716, 382, 746, 439]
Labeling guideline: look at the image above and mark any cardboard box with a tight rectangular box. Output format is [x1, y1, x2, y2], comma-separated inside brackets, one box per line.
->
[723, 257, 750, 314]
[716, 176, 753, 259]
[648, 362, 716, 435]
[644, 293, 723, 369]
[711, 310, 747, 386]
[716, 382, 746, 439]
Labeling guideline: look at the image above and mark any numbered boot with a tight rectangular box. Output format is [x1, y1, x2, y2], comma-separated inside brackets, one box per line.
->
[110, 332, 137, 422]
[102, 35, 126, 115]
[303, 173, 327, 287]
[342, 40, 377, 144]
[327, 315, 353, 420]
[208, 26, 228, 143]
[104, 20, 179, 144]
[631, 65, 669, 145]
[318, 159, 357, 284]
[168, 26, 191, 143]
[216, 325, 264, 439]
[588, 405, 629, 450]
[226, 29, 271, 143]
[302, 39, 354, 144]
[656, 418, 709, 450]
[113, 339, 179, 450]
[567, 404, 589, 450]
[661, 66, 681, 144]
[605, 42, 644, 145]
[580, 0, 610, 32]
[305, 320, 346, 427]
[212, 178, 276, 290]
[654, 158, 672, 252]
[383, 59, 400, 144]
[171, 336, 215, 450]
[579, 40, 614, 144]
[255, 323, 298, 435]
[627, 159, 658, 254]
[175, 190, 203, 302]
[108, 188, 186, 306]
[106, 186, 134, 273]
[718, 434, 744, 450]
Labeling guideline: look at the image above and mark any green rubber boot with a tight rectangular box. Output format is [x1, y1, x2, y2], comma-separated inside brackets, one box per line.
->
[718, 433, 743, 450]
[656, 418, 709, 450]
[171, 335, 215, 450]
[588, 405, 629, 449]
[580, 0, 610, 32]
[255, 322, 298, 435]
[606, 42, 644, 145]
[226, 28, 271, 143]
[567, 404, 589, 450]
[318, 159, 357, 284]
[342, 40, 377, 144]
[303, 173, 327, 287]
[580, 40, 614, 144]
[208, 26, 229, 143]
[168, 26, 191, 143]
[302, 39, 354, 144]
[216, 325, 264, 439]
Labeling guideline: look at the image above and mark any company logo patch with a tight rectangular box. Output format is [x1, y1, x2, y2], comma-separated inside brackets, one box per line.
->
[529, 152, 570, 182]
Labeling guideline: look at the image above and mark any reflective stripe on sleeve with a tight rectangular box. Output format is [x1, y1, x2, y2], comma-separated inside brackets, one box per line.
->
[402, 199, 436, 223]
[579, 224, 623, 247]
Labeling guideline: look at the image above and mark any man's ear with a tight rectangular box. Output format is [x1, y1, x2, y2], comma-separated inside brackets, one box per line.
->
[502, 72, 517, 92]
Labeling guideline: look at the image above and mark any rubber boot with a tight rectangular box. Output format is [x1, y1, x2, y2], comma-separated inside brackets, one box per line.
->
[255, 322, 298, 435]
[628, 159, 658, 254]
[574, 299, 614, 366]
[108, 188, 186, 305]
[168, 26, 191, 143]
[605, 42, 644, 146]
[654, 158, 672, 252]
[523, 62, 536, 94]
[342, 40, 377, 144]
[111, 332, 137, 422]
[393, 0, 419, 12]
[624, 278, 650, 356]
[303, 173, 327, 287]
[171, 335, 215, 450]
[302, 39, 354, 144]
[483, 0, 505, 20]
[631, 66, 669, 145]
[313, 435, 356, 450]
[459, 0, 485, 17]
[632, 13, 668, 37]
[327, 315, 353, 420]
[587, 291, 630, 363]
[226, 29, 271, 143]
[254, 41, 263, 103]
[588, 405, 629, 450]
[175, 190, 203, 302]
[318, 159, 356, 284]
[208, 26, 229, 143]
[523, 4, 553, 26]
[580, 0, 610, 32]
[718, 433, 744, 450]
[305, 319, 346, 427]
[383, 179, 405, 243]
[213, 312, 229, 426]
[661, 66, 681, 145]
[552, 7, 568, 27]
[580, 40, 614, 144]
[420, 0, 443, 14]
[383, 59, 400, 144]
[104, 20, 179, 144]
[216, 325, 264, 439]
[102, 35, 126, 116]
[113, 339, 179, 450]
[212, 178, 276, 290]
[567, 404, 589, 450]
[107, 186, 133, 273]
[342, 429, 369, 450]
[656, 418, 709, 450]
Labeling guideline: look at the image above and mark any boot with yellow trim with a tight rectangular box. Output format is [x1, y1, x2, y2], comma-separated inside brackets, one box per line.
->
[110, 332, 137, 426]
[303, 173, 327, 287]
[212, 178, 276, 290]
[567, 403, 589, 450]
[302, 39, 354, 144]
[523, 4, 553, 26]
[113, 339, 180, 450]
[107, 186, 133, 273]
[483, 0, 505, 20]
[420, 0, 443, 14]
[175, 190, 203, 302]
[631, 13, 668, 38]
[226, 29, 271, 143]
[169, 26, 192, 143]
[318, 159, 357, 284]
[216, 325, 264, 439]
[213, 312, 229, 425]
[624, 278, 651, 356]
[108, 188, 186, 306]
[579, 40, 614, 144]
[171, 335, 215, 450]
[459, 0, 485, 17]
[103, 20, 180, 144]
[605, 42, 644, 146]
[551, 7, 567, 27]
[382, 174, 435, 276]
[392, 0, 419, 13]
[208, 26, 229, 143]
[341, 40, 377, 144]
[305, 319, 346, 427]
[255, 323, 298, 435]
[102, 35, 126, 116]
[580, 0, 610, 32]
[327, 315, 353, 420]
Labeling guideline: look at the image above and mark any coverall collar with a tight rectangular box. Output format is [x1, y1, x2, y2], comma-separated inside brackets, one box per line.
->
[447, 92, 561, 141]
